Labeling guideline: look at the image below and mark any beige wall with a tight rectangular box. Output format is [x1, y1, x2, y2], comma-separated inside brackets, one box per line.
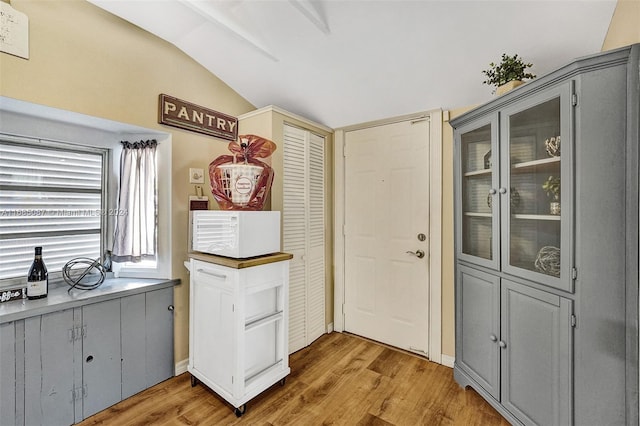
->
[0, 0, 256, 364]
[602, 0, 640, 51]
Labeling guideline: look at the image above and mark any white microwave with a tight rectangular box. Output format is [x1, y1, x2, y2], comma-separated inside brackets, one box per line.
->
[190, 210, 281, 258]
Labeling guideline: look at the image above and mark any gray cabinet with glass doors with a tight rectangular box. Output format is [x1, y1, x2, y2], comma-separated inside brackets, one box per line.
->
[456, 83, 572, 292]
[452, 44, 640, 426]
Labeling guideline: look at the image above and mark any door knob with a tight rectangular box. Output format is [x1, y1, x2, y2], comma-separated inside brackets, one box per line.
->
[489, 334, 498, 342]
[406, 250, 425, 259]
[499, 340, 507, 348]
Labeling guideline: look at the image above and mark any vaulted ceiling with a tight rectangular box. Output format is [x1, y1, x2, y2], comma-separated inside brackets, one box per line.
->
[89, 0, 617, 129]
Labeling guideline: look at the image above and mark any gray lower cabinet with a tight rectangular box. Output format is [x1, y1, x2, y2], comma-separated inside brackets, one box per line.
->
[81, 299, 122, 419]
[1, 285, 174, 425]
[24, 309, 77, 426]
[121, 287, 175, 399]
[1, 321, 20, 426]
[456, 266, 572, 426]
[500, 279, 572, 426]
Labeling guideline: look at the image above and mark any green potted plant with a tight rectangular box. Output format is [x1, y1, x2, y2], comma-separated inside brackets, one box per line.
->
[482, 53, 536, 95]
[542, 175, 560, 215]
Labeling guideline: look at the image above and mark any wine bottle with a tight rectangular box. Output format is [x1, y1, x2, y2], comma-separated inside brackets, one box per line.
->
[27, 246, 48, 300]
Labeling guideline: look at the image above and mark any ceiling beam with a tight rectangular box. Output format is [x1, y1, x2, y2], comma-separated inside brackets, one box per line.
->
[289, 0, 330, 35]
[179, 0, 279, 62]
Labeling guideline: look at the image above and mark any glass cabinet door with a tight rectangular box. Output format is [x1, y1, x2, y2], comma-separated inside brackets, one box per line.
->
[501, 84, 572, 292]
[457, 117, 499, 270]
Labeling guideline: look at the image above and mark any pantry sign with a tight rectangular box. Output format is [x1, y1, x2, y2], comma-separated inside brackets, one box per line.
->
[158, 94, 238, 141]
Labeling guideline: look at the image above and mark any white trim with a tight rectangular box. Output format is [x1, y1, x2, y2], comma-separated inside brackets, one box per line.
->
[175, 358, 189, 376]
[441, 354, 455, 369]
[429, 109, 443, 365]
[238, 105, 332, 133]
[332, 110, 444, 364]
[333, 129, 346, 333]
[326, 322, 334, 333]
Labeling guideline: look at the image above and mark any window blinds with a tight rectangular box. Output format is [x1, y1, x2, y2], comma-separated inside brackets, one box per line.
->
[0, 140, 104, 282]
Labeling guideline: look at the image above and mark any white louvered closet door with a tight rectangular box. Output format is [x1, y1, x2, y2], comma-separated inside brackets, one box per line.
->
[283, 124, 326, 354]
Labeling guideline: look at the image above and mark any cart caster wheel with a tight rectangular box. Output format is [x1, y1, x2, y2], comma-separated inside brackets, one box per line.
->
[234, 405, 246, 417]
[190, 375, 198, 387]
[279, 378, 286, 386]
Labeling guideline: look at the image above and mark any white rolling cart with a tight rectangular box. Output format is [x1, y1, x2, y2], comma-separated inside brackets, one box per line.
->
[187, 252, 292, 417]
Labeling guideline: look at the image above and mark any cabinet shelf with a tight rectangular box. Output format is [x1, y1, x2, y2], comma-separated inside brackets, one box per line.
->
[512, 214, 561, 221]
[245, 311, 283, 332]
[245, 359, 284, 387]
[464, 168, 492, 177]
[512, 156, 560, 171]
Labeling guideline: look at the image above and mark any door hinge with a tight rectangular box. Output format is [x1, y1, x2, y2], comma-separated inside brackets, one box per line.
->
[571, 267, 578, 280]
[410, 117, 429, 125]
[342, 303, 345, 315]
[72, 386, 84, 401]
[571, 314, 577, 327]
[342, 223, 346, 236]
[572, 93, 578, 106]
[232, 304, 235, 313]
[343, 143, 347, 158]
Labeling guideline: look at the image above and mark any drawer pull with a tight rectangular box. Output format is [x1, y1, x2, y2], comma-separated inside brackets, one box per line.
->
[197, 269, 227, 280]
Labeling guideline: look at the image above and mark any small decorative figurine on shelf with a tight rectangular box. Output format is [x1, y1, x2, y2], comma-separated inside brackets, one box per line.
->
[545, 136, 561, 157]
[542, 175, 561, 215]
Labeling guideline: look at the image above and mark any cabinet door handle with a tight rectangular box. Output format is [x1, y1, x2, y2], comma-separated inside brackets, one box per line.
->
[489, 334, 498, 342]
[197, 269, 226, 280]
[499, 187, 507, 194]
[489, 189, 497, 195]
[498, 340, 507, 348]
[168, 305, 174, 311]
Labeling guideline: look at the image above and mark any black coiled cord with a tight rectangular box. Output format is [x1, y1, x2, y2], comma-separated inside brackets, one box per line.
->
[62, 257, 106, 292]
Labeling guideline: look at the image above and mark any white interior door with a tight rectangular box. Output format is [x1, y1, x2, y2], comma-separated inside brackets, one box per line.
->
[344, 119, 430, 355]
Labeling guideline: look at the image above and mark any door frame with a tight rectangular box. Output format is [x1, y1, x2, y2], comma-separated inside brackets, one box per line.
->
[333, 109, 443, 364]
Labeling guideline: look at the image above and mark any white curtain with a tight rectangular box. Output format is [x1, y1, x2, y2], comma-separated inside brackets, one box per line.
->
[112, 140, 157, 263]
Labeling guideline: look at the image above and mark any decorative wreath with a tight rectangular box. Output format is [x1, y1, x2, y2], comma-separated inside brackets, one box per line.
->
[534, 246, 560, 277]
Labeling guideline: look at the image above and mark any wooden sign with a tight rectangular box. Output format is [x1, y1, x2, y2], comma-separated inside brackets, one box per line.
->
[158, 94, 238, 141]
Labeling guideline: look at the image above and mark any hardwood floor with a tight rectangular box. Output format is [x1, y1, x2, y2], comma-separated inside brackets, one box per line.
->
[78, 332, 509, 426]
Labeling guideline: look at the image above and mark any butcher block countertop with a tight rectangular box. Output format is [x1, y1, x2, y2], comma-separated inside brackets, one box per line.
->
[188, 251, 293, 269]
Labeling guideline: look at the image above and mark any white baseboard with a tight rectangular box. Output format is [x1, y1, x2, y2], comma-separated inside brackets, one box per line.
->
[326, 322, 334, 333]
[441, 354, 455, 368]
[175, 358, 189, 376]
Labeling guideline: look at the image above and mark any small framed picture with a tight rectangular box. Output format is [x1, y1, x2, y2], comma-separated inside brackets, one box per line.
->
[189, 168, 205, 184]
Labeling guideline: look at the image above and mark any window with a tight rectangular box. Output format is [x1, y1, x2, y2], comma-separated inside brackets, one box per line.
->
[0, 138, 107, 286]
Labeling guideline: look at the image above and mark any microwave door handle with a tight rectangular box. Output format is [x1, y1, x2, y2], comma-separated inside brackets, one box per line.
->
[197, 269, 227, 280]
